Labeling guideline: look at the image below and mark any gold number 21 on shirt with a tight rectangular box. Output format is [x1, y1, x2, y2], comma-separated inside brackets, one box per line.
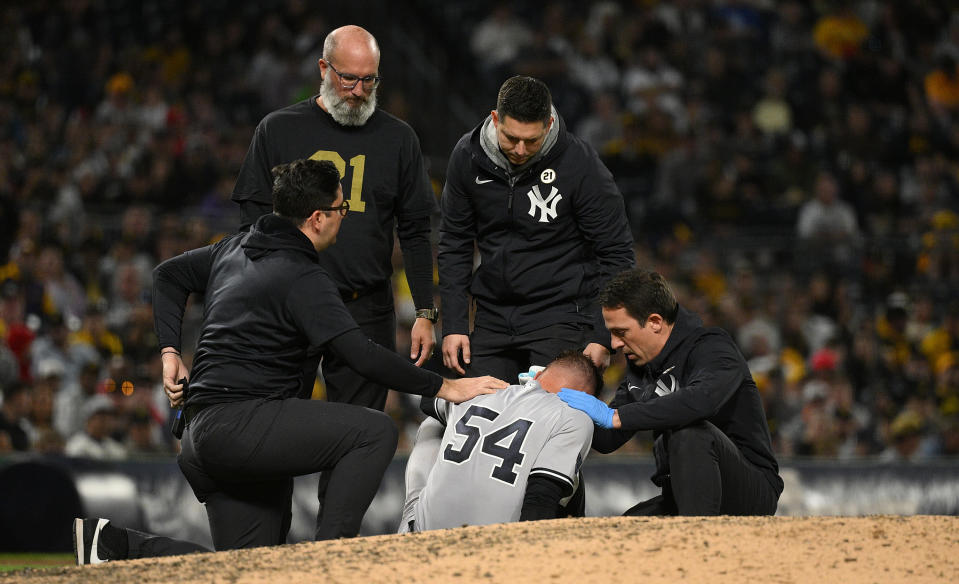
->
[309, 150, 367, 213]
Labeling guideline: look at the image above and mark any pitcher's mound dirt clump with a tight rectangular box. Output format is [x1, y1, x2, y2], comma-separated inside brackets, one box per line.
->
[6, 515, 957, 583]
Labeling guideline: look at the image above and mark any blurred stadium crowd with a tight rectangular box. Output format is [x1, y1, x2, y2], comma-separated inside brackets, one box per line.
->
[1, 0, 958, 463]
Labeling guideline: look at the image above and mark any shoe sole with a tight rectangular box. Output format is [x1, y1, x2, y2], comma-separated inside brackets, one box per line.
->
[73, 518, 84, 565]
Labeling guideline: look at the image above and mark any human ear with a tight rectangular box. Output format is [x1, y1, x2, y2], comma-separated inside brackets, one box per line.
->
[647, 314, 663, 332]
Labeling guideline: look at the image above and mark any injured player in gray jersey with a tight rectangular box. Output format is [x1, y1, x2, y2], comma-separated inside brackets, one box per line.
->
[398, 350, 601, 532]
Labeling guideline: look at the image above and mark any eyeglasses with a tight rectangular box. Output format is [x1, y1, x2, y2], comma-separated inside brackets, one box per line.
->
[319, 200, 350, 217]
[326, 61, 381, 91]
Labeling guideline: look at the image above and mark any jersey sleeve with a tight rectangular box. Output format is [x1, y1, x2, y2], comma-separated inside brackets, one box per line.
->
[394, 124, 439, 308]
[152, 244, 217, 350]
[420, 395, 452, 425]
[231, 120, 274, 207]
[529, 410, 593, 496]
[571, 145, 635, 347]
[437, 142, 477, 336]
[395, 127, 438, 220]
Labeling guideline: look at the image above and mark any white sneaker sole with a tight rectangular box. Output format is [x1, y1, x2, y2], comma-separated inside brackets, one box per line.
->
[73, 518, 83, 565]
[73, 518, 110, 565]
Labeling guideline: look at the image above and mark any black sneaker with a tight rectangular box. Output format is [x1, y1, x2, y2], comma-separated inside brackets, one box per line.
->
[73, 518, 118, 565]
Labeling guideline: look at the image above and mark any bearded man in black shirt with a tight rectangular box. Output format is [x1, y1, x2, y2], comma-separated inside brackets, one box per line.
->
[232, 24, 437, 408]
[231, 24, 441, 538]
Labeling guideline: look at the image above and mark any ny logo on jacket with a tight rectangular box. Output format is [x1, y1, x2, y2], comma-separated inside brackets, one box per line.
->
[628, 365, 678, 402]
[527, 185, 563, 223]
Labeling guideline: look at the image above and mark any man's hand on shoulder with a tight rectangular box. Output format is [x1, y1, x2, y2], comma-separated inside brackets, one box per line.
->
[437, 375, 507, 404]
[558, 388, 617, 429]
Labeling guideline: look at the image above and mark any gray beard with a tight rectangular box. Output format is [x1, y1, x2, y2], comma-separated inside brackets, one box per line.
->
[320, 75, 377, 126]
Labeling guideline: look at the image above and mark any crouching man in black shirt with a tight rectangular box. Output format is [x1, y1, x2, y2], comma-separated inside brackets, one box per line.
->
[152, 159, 506, 550]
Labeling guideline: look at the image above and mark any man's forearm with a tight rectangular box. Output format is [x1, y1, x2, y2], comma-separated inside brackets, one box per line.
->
[520, 475, 567, 521]
[330, 329, 443, 396]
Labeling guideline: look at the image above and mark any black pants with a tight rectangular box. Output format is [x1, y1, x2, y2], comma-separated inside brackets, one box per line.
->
[314, 286, 396, 538]
[125, 528, 210, 558]
[178, 397, 397, 550]
[624, 421, 779, 516]
[321, 285, 396, 409]
[467, 322, 592, 383]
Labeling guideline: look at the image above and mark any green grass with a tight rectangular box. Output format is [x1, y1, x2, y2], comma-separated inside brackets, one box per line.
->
[0, 553, 74, 572]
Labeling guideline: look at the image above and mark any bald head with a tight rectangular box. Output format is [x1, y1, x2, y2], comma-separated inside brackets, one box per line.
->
[536, 350, 602, 396]
[323, 25, 380, 65]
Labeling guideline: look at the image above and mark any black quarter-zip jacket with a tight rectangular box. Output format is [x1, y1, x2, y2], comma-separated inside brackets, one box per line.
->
[438, 113, 635, 345]
[594, 306, 784, 495]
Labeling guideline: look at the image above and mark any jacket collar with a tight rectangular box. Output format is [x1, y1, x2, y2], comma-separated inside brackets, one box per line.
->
[477, 106, 564, 175]
[643, 305, 702, 375]
[242, 213, 319, 263]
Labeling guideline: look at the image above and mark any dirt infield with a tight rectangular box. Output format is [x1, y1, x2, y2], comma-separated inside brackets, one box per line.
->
[4, 515, 956, 583]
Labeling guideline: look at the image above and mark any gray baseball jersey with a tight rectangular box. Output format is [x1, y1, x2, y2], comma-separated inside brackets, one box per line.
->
[413, 380, 593, 531]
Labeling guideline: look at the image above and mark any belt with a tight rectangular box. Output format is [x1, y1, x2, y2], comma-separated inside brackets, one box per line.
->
[340, 281, 388, 302]
[184, 403, 209, 426]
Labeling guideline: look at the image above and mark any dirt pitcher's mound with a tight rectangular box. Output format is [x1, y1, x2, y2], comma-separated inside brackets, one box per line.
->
[6, 516, 957, 583]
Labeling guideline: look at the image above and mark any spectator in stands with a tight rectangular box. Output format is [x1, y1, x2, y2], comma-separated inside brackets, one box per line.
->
[939, 415, 959, 456]
[567, 34, 620, 95]
[64, 394, 127, 460]
[54, 360, 104, 440]
[575, 94, 624, 156]
[29, 312, 98, 383]
[812, 7, 869, 61]
[924, 54, 959, 113]
[26, 368, 63, 449]
[879, 410, 928, 462]
[0, 382, 31, 452]
[796, 170, 861, 269]
[621, 46, 685, 127]
[752, 67, 793, 137]
[124, 407, 166, 457]
[3, 0, 959, 463]
[34, 245, 86, 323]
[470, 3, 533, 92]
[71, 302, 124, 364]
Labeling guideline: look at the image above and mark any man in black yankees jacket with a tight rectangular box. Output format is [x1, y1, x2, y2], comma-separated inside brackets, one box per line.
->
[439, 75, 634, 383]
[560, 268, 783, 515]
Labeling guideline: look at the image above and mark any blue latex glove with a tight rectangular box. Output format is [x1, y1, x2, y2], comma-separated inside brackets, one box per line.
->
[558, 388, 615, 429]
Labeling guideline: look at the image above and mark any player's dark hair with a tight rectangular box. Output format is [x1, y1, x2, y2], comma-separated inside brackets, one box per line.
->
[548, 349, 603, 396]
[271, 159, 341, 224]
[496, 76, 552, 124]
[601, 268, 679, 325]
